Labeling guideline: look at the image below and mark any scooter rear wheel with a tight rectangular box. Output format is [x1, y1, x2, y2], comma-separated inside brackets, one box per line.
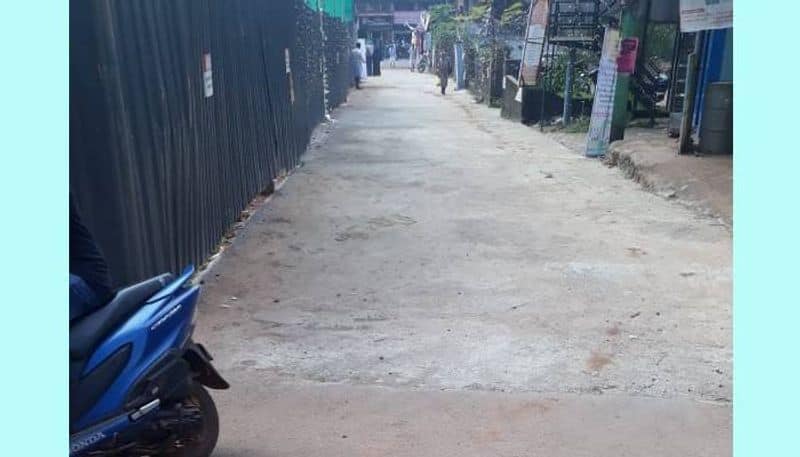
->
[166, 382, 220, 457]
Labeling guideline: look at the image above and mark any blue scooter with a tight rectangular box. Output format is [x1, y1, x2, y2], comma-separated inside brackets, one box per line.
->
[69, 266, 229, 456]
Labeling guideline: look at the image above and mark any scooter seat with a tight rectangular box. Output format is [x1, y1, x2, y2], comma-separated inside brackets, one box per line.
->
[70, 273, 174, 360]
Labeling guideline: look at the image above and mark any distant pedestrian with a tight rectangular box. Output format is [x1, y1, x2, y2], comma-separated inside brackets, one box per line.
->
[373, 39, 383, 76]
[437, 54, 453, 95]
[388, 43, 397, 68]
[366, 43, 374, 77]
[351, 42, 365, 89]
[407, 23, 419, 72]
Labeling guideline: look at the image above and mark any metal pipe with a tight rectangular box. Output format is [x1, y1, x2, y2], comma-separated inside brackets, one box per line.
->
[679, 31, 703, 155]
[563, 47, 576, 126]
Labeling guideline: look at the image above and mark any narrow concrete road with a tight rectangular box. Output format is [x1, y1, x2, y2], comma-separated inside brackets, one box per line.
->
[196, 68, 731, 456]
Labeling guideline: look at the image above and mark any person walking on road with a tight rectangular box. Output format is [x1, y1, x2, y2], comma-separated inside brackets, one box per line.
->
[372, 39, 383, 76]
[388, 42, 397, 68]
[351, 42, 365, 89]
[366, 42, 374, 77]
[406, 23, 419, 72]
[437, 53, 453, 95]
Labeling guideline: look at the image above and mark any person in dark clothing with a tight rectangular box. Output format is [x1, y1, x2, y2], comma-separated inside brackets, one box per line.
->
[437, 53, 453, 95]
[70, 193, 112, 321]
[372, 39, 383, 76]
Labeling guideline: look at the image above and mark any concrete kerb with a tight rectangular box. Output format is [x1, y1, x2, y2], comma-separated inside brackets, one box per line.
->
[603, 137, 732, 229]
[541, 127, 731, 229]
[604, 140, 650, 185]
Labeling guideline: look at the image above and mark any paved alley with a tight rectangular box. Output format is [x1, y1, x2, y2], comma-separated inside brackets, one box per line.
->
[196, 68, 732, 456]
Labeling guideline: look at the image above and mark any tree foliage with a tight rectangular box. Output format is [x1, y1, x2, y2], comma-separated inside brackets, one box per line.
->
[467, 3, 490, 22]
[645, 23, 677, 61]
[500, 1, 527, 35]
[428, 4, 464, 53]
[546, 50, 599, 99]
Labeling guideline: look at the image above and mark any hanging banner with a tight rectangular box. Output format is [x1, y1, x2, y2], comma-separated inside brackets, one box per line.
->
[679, 0, 733, 32]
[518, 0, 549, 87]
[585, 27, 620, 158]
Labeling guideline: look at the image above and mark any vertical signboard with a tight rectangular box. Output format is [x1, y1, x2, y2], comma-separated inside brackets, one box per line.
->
[679, 0, 733, 32]
[518, 0, 549, 87]
[585, 27, 620, 157]
[454, 42, 465, 90]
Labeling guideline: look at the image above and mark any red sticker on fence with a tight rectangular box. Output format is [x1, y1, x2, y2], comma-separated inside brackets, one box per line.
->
[616, 38, 639, 74]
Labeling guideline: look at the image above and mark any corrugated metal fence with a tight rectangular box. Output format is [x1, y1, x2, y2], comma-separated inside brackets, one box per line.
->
[70, 0, 353, 286]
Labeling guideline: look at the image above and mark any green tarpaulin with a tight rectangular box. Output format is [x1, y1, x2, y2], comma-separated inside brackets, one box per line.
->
[305, 0, 353, 21]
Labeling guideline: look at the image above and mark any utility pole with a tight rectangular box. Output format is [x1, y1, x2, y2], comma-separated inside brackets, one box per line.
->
[486, 0, 499, 105]
[609, 0, 650, 142]
[678, 32, 703, 154]
[563, 47, 576, 126]
[485, 0, 507, 105]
